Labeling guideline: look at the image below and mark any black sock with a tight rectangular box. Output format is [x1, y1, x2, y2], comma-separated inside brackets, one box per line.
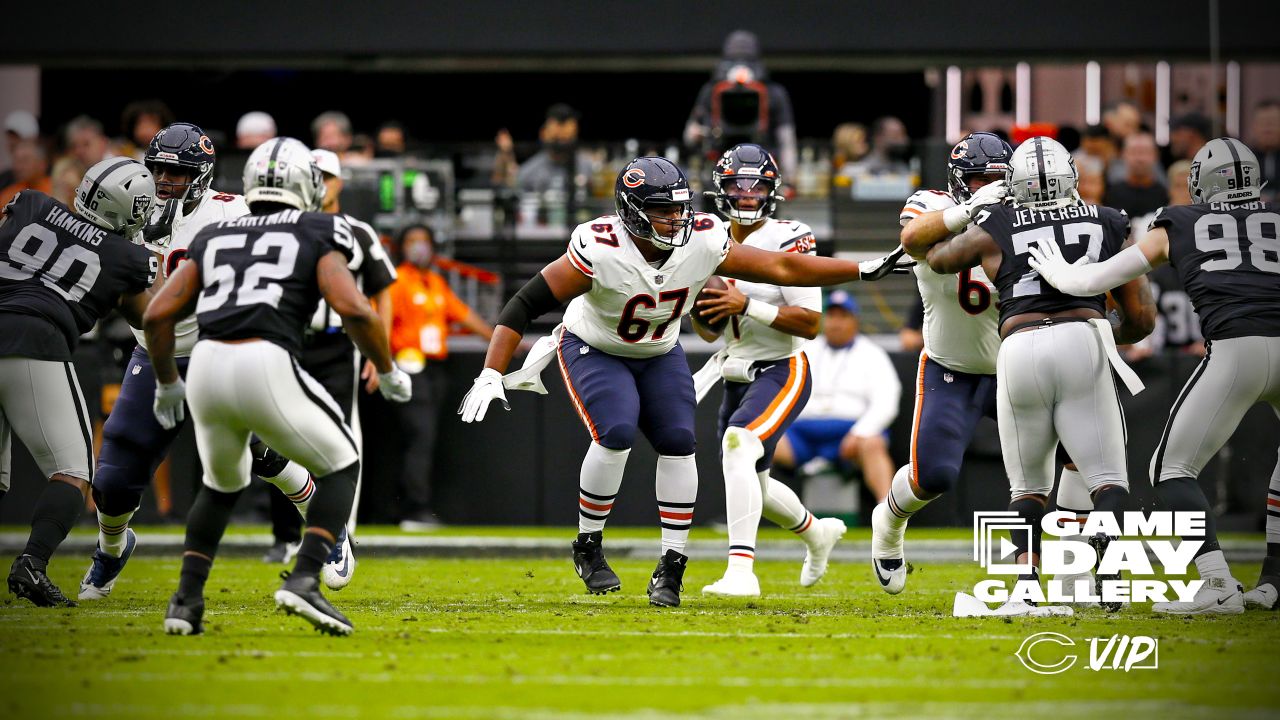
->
[1260, 556, 1280, 583]
[0, 489, 7, 504]
[23, 481, 85, 563]
[293, 533, 333, 578]
[1009, 495, 1047, 561]
[177, 553, 212, 600]
[1155, 476, 1220, 556]
[1091, 484, 1130, 516]
[303, 461, 359, 538]
[183, 486, 243, 558]
[1268, 543, 1280, 559]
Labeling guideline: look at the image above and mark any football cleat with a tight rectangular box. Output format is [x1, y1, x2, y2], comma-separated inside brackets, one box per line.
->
[869, 503, 906, 594]
[275, 571, 353, 636]
[164, 593, 204, 635]
[79, 528, 138, 600]
[1153, 576, 1244, 615]
[803, 517, 848, 588]
[1088, 534, 1123, 612]
[262, 540, 299, 564]
[571, 531, 621, 595]
[321, 527, 355, 591]
[1054, 570, 1097, 607]
[1243, 581, 1278, 610]
[647, 550, 688, 608]
[701, 568, 761, 597]
[8, 555, 75, 607]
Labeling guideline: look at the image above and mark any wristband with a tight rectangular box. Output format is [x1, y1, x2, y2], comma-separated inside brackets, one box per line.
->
[743, 297, 779, 327]
[943, 204, 973, 234]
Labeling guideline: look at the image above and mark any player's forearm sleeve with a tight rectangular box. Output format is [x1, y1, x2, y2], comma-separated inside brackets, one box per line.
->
[495, 273, 559, 333]
[1054, 244, 1153, 297]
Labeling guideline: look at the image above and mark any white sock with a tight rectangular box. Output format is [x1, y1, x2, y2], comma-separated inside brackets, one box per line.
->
[1267, 455, 1280, 546]
[261, 461, 314, 519]
[885, 465, 929, 530]
[1055, 467, 1094, 547]
[97, 509, 135, 558]
[722, 429, 763, 571]
[761, 471, 810, 536]
[1195, 549, 1231, 580]
[578, 443, 630, 534]
[656, 453, 697, 556]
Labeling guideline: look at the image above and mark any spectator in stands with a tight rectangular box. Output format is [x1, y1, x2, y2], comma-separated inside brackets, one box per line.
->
[0, 110, 39, 189]
[1104, 132, 1168, 221]
[831, 122, 870, 179]
[121, 100, 173, 160]
[1103, 100, 1142, 143]
[346, 133, 376, 166]
[684, 29, 797, 173]
[845, 116, 912, 177]
[1076, 123, 1118, 178]
[899, 296, 924, 353]
[49, 156, 84, 206]
[508, 103, 592, 194]
[773, 291, 901, 502]
[1168, 112, 1211, 163]
[376, 121, 407, 157]
[1251, 99, 1280, 202]
[312, 110, 353, 153]
[0, 139, 51, 208]
[65, 115, 113, 168]
[236, 111, 277, 150]
[1167, 160, 1193, 207]
[1076, 154, 1107, 205]
[389, 224, 494, 529]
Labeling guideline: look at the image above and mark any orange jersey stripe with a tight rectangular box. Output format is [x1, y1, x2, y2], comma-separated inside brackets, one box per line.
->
[908, 352, 927, 494]
[556, 336, 600, 442]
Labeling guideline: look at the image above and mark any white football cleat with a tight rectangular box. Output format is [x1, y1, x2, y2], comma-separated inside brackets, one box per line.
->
[994, 599, 1073, 617]
[801, 517, 847, 587]
[1152, 576, 1244, 615]
[869, 503, 906, 594]
[321, 527, 356, 591]
[1243, 582, 1278, 610]
[701, 568, 761, 597]
[1054, 570, 1096, 607]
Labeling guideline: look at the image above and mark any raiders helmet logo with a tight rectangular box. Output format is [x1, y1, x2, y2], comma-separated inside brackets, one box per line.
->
[622, 168, 646, 188]
[132, 194, 151, 220]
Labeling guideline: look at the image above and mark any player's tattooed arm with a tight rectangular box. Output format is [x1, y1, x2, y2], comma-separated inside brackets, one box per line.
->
[143, 259, 202, 384]
[484, 256, 590, 373]
[925, 224, 996, 275]
[317, 250, 394, 374]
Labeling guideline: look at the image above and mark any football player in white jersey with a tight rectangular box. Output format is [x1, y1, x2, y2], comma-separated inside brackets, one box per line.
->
[687, 144, 847, 597]
[79, 123, 252, 600]
[459, 156, 912, 607]
[871, 132, 1096, 595]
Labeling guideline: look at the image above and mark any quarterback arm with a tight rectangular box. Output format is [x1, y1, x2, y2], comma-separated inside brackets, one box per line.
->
[317, 250, 394, 374]
[694, 282, 821, 339]
[716, 242, 910, 286]
[925, 223, 999, 274]
[143, 259, 201, 385]
[483, 255, 590, 374]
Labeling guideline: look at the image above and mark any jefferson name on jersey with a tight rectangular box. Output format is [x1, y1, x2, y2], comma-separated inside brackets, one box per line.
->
[723, 218, 821, 363]
[563, 212, 731, 358]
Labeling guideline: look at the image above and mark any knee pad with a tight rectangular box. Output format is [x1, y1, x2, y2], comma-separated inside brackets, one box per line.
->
[914, 461, 961, 496]
[596, 423, 638, 451]
[722, 427, 764, 469]
[249, 437, 290, 477]
[651, 427, 696, 457]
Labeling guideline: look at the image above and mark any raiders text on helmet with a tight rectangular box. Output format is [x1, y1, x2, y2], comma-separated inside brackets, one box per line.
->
[1008, 136, 1079, 211]
[74, 158, 157, 239]
[242, 137, 324, 212]
[1189, 137, 1262, 204]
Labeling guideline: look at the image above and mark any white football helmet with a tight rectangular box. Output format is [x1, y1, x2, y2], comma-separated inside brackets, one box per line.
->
[74, 158, 156, 239]
[1189, 137, 1262, 204]
[242, 137, 324, 212]
[1008, 136, 1079, 210]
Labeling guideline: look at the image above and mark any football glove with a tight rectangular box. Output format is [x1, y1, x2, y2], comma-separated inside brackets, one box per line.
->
[458, 368, 510, 423]
[859, 246, 916, 281]
[153, 378, 187, 430]
[377, 367, 413, 403]
[943, 179, 1008, 233]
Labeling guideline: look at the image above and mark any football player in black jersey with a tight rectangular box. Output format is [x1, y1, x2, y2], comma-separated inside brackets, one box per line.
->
[143, 138, 411, 636]
[1030, 136, 1279, 614]
[923, 136, 1156, 614]
[0, 158, 157, 606]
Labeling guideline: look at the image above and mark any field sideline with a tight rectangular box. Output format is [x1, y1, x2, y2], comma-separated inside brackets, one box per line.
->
[0, 526, 1275, 719]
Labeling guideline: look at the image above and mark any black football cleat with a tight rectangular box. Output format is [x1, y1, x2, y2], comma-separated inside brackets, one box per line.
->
[8, 555, 76, 607]
[164, 593, 205, 635]
[647, 550, 688, 608]
[572, 532, 621, 595]
[274, 571, 353, 636]
[1089, 533, 1123, 612]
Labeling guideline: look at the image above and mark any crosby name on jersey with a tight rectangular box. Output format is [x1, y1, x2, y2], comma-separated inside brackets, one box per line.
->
[899, 188, 1000, 374]
[563, 212, 731, 358]
[723, 218, 821, 362]
[130, 191, 249, 355]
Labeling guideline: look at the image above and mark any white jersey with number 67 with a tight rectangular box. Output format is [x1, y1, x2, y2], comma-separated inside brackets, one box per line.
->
[899, 188, 1000, 375]
[563, 212, 731, 358]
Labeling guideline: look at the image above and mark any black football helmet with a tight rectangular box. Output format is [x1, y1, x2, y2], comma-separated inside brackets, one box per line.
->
[614, 157, 695, 250]
[144, 122, 216, 205]
[711, 143, 781, 225]
[947, 132, 1013, 201]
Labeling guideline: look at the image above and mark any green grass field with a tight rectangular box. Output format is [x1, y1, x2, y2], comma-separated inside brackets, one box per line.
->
[0, 530, 1275, 719]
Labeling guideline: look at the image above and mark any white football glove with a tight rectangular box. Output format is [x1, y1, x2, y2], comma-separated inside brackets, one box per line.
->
[377, 367, 413, 403]
[458, 368, 510, 423]
[1027, 238, 1090, 294]
[859, 246, 916, 281]
[943, 180, 1009, 233]
[153, 378, 187, 430]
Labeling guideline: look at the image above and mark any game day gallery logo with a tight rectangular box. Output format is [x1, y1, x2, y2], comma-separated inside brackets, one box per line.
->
[967, 510, 1206, 606]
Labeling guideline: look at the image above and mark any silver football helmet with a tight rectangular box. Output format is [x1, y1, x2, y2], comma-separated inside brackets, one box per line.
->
[1008, 136, 1079, 210]
[73, 158, 156, 239]
[242, 137, 324, 212]
[1189, 137, 1262, 204]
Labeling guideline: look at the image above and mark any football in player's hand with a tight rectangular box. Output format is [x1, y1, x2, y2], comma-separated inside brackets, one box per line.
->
[692, 276, 729, 332]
